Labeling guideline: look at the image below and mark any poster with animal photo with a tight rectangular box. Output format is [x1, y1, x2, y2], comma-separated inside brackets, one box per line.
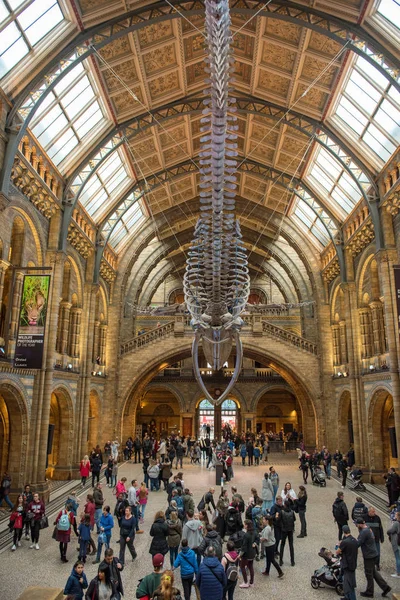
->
[14, 275, 50, 369]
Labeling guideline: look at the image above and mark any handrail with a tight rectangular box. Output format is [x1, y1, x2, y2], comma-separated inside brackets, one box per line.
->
[262, 321, 318, 355]
[120, 321, 175, 355]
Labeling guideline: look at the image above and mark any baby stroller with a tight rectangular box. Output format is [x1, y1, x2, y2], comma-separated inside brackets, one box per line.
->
[350, 469, 366, 492]
[311, 465, 327, 487]
[311, 547, 343, 596]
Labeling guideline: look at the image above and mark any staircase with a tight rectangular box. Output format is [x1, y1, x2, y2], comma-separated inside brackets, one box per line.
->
[120, 317, 318, 357]
[120, 321, 175, 355]
[262, 321, 318, 355]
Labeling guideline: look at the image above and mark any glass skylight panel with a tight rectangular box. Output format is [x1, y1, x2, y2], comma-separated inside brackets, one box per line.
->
[377, 0, 400, 30]
[30, 63, 108, 169]
[0, 1, 64, 78]
[332, 56, 400, 165]
[292, 199, 330, 247]
[109, 204, 144, 248]
[78, 150, 132, 220]
[306, 146, 362, 215]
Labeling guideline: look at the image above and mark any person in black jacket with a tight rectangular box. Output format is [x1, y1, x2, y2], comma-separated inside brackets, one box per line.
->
[239, 519, 257, 588]
[85, 564, 116, 600]
[356, 518, 391, 597]
[351, 497, 368, 523]
[225, 505, 243, 537]
[90, 454, 102, 488]
[270, 496, 283, 556]
[336, 525, 358, 600]
[100, 548, 124, 598]
[279, 501, 296, 567]
[150, 511, 169, 557]
[365, 506, 384, 570]
[198, 524, 222, 559]
[332, 491, 349, 540]
[118, 506, 137, 565]
[295, 486, 307, 538]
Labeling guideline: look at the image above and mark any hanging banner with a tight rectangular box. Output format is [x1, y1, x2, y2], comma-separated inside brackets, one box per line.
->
[395, 266, 400, 339]
[14, 275, 50, 369]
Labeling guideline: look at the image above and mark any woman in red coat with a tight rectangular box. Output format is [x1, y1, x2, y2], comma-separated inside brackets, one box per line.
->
[80, 455, 91, 487]
[55, 502, 77, 562]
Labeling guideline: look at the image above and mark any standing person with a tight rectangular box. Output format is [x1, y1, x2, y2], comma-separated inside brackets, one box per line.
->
[111, 460, 118, 489]
[332, 491, 349, 541]
[105, 456, 113, 488]
[364, 506, 384, 571]
[299, 452, 309, 485]
[221, 540, 240, 600]
[238, 519, 256, 589]
[295, 485, 307, 538]
[9, 494, 25, 551]
[174, 538, 198, 600]
[128, 479, 143, 535]
[100, 548, 124, 599]
[270, 496, 283, 556]
[84, 494, 96, 555]
[279, 501, 296, 567]
[176, 442, 184, 469]
[260, 515, 284, 578]
[137, 481, 149, 523]
[91, 454, 102, 488]
[196, 546, 227, 600]
[261, 472, 274, 513]
[269, 466, 279, 501]
[152, 570, 182, 600]
[55, 502, 77, 563]
[27, 492, 45, 550]
[387, 511, 400, 578]
[80, 456, 91, 487]
[225, 504, 242, 538]
[240, 443, 247, 466]
[134, 437, 142, 464]
[167, 510, 182, 568]
[356, 518, 391, 597]
[336, 525, 358, 600]
[148, 461, 161, 491]
[136, 553, 164, 599]
[341, 455, 349, 488]
[0, 472, 12, 510]
[280, 482, 297, 505]
[93, 483, 104, 535]
[351, 497, 368, 523]
[78, 514, 92, 563]
[198, 524, 223, 559]
[118, 505, 137, 565]
[215, 490, 229, 540]
[161, 460, 173, 491]
[22, 484, 33, 540]
[115, 477, 127, 497]
[85, 564, 116, 600]
[149, 510, 169, 558]
[182, 509, 203, 566]
[246, 440, 254, 467]
[64, 560, 88, 600]
[94, 505, 114, 564]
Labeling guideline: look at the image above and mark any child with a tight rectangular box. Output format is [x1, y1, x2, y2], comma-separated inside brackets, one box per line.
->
[78, 514, 91, 563]
[63, 560, 88, 600]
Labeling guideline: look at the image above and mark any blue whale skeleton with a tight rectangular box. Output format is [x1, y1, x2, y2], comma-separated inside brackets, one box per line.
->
[183, 0, 250, 406]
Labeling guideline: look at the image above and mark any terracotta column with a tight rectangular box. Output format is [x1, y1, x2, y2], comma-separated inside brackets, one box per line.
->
[92, 320, 100, 363]
[331, 324, 340, 365]
[358, 307, 373, 360]
[339, 321, 348, 364]
[9, 271, 23, 340]
[99, 324, 108, 365]
[370, 301, 385, 356]
[59, 301, 71, 355]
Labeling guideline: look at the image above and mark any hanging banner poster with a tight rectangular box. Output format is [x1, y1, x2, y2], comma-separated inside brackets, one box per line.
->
[395, 266, 400, 339]
[14, 275, 50, 369]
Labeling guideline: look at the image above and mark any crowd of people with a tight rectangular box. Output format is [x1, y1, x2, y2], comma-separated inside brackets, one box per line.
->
[3, 432, 400, 600]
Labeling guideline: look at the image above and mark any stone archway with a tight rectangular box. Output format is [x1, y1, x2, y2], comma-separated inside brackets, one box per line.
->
[47, 387, 74, 480]
[254, 386, 300, 437]
[368, 387, 395, 473]
[0, 383, 28, 490]
[88, 389, 101, 454]
[338, 390, 353, 453]
[124, 385, 181, 441]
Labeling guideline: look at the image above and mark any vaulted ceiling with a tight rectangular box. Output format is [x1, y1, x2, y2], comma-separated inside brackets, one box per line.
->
[2, 0, 399, 300]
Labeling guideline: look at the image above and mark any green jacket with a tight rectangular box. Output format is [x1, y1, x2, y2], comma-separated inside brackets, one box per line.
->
[136, 571, 162, 599]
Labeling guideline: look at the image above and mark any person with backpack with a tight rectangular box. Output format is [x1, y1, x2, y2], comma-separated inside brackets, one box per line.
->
[260, 515, 284, 578]
[387, 510, 400, 578]
[332, 491, 349, 540]
[225, 505, 242, 538]
[78, 514, 92, 563]
[196, 546, 227, 600]
[198, 487, 216, 512]
[279, 500, 296, 567]
[198, 523, 223, 559]
[167, 510, 182, 567]
[221, 540, 239, 600]
[54, 501, 77, 562]
[174, 538, 199, 600]
[238, 519, 257, 588]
